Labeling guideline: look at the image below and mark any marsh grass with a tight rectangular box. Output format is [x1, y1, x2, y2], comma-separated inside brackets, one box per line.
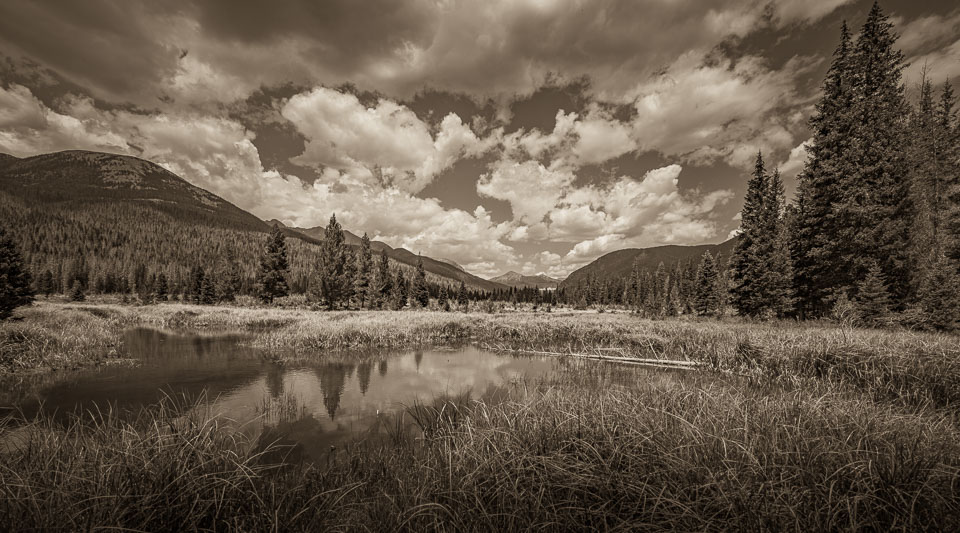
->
[3, 301, 960, 529]
[2, 374, 958, 531]
[4, 302, 960, 409]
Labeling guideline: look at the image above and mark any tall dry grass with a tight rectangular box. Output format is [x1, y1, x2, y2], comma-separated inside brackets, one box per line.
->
[2, 373, 958, 530]
[4, 302, 960, 409]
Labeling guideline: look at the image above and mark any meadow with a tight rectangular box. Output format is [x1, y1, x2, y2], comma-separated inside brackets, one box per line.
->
[1, 300, 959, 530]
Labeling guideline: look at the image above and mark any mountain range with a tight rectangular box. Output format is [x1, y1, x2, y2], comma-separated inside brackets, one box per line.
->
[489, 271, 561, 289]
[0, 150, 504, 292]
[1, 149, 738, 295]
[560, 240, 738, 289]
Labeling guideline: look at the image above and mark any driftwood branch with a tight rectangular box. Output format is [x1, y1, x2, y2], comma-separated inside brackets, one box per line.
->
[489, 346, 700, 370]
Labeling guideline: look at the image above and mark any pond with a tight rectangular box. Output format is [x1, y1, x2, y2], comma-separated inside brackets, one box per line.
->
[2, 328, 652, 462]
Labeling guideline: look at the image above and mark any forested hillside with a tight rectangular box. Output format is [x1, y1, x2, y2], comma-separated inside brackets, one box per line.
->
[278, 222, 504, 292]
[0, 150, 501, 298]
[561, 240, 737, 289]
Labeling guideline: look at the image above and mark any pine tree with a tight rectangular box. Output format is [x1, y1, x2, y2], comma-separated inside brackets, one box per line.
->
[793, 21, 855, 316]
[765, 169, 795, 317]
[853, 261, 890, 325]
[354, 233, 373, 309]
[189, 265, 205, 304]
[730, 153, 794, 318]
[200, 274, 217, 305]
[37, 269, 55, 297]
[841, 3, 912, 303]
[411, 255, 429, 308]
[456, 280, 468, 311]
[915, 252, 960, 331]
[693, 252, 721, 316]
[155, 272, 168, 301]
[438, 285, 450, 311]
[730, 152, 771, 317]
[392, 269, 408, 310]
[374, 250, 392, 309]
[314, 214, 349, 310]
[255, 226, 289, 303]
[939, 80, 960, 269]
[68, 280, 85, 302]
[0, 226, 34, 320]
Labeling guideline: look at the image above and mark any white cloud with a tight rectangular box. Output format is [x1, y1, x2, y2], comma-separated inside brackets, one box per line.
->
[281, 87, 490, 193]
[896, 11, 960, 54]
[477, 160, 574, 223]
[771, 0, 855, 28]
[627, 53, 815, 169]
[904, 39, 960, 89]
[572, 105, 636, 165]
[779, 138, 811, 179]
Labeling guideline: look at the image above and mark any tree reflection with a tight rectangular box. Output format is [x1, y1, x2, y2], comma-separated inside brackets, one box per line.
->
[356, 361, 372, 395]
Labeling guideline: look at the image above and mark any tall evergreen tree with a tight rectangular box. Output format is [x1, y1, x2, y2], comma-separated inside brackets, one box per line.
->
[730, 154, 793, 318]
[354, 233, 373, 309]
[155, 272, 168, 302]
[0, 226, 34, 320]
[693, 252, 721, 317]
[730, 153, 772, 317]
[314, 214, 349, 310]
[833, 4, 912, 305]
[200, 273, 217, 305]
[456, 280, 468, 311]
[411, 255, 429, 308]
[188, 265, 205, 304]
[915, 252, 960, 331]
[255, 226, 289, 303]
[374, 250, 392, 309]
[787, 4, 916, 316]
[939, 80, 960, 268]
[853, 260, 891, 325]
[392, 269, 408, 310]
[765, 169, 795, 317]
[438, 285, 450, 311]
[792, 21, 855, 316]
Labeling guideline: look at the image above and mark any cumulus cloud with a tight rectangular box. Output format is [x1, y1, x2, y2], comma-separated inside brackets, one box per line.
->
[896, 10, 960, 54]
[478, 156, 734, 275]
[478, 160, 574, 224]
[627, 53, 816, 169]
[281, 87, 491, 192]
[779, 138, 811, 179]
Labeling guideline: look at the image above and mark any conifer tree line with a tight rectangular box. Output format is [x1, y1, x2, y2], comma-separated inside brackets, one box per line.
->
[788, 2, 960, 328]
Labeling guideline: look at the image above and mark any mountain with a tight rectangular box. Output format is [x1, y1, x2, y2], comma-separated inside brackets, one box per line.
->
[0, 150, 266, 232]
[0, 153, 19, 170]
[560, 239, 738, 288]
[278, 225, 504, 292]
[437, 258, 464, 271]
[490, 271, 561, 289]
[0, 150, 504, 294]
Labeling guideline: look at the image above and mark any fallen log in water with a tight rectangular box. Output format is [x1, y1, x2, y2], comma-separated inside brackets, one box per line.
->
[485, 345, 700, 369]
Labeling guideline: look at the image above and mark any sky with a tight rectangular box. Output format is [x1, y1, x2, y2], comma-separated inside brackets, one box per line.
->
[1, 1, 958, 279]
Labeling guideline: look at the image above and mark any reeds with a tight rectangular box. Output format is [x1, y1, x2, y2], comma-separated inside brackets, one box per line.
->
[2, 374, 958, 530]
[5, 302, 960, 409]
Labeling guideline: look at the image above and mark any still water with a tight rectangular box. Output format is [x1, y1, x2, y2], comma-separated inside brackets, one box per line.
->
[4, 328, 633, 462]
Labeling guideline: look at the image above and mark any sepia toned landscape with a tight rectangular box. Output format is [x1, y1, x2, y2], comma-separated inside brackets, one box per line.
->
[2, 0, 960, 530]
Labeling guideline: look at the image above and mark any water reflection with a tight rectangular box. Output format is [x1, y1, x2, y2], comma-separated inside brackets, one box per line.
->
[4, 328, 635, 459]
